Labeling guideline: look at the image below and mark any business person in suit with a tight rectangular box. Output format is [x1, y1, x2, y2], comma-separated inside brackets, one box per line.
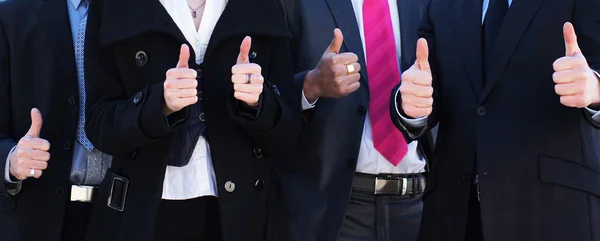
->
[281, 0, 431, 240]
[392, 0, 600, 240]
[0, 0, 112, 241]
[83, 0, 301, 240]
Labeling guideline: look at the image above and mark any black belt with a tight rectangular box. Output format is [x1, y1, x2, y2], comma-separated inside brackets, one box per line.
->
[353, 172, 426, 195]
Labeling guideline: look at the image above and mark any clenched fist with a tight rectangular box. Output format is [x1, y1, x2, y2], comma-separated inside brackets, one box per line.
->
[399, 38, 434, 118]
[552, 22, 600, 109]
[231, 36, 264, 107]
[163, 44, 198, 116]
[9, 108, 51, 180]
[303, 28, 361, 102]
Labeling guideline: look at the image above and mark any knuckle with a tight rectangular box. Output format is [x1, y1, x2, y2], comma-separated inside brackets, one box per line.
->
[166, 69, 177, 78]
[427, 97, 434, 106]
[552, 59, 560, 71]
[552, 72, 560, 82]
[426, 87, 434, 96]
[16, 149, 26, 158]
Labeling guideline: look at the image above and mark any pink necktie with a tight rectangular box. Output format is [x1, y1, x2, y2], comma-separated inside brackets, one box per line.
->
[363, 0, 408, 166]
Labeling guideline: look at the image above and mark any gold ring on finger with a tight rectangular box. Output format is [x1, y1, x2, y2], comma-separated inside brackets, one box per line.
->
[346, 64, 355, 75]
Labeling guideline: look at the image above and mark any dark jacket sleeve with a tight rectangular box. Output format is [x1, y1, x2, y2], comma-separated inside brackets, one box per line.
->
[391, 0, 441, 141]
[0, 17, 18, 195]
[84, 0, 187, 156]
[229, 38, 303, 156]
[575, 0, 600, 128]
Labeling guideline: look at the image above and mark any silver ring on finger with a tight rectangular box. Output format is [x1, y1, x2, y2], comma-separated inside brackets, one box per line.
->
[246, 73, 252, 84]
[29, 168, 35, 178]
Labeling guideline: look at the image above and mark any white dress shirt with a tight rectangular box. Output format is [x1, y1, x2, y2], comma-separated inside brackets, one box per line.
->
[397, 0, 600, 128]
[302, 0, 427, 174]
[158, 0, 227, 200]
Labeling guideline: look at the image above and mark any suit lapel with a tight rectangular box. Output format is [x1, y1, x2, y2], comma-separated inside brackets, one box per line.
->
[480, 0, 546, 103]
[325, 0, 369, 86]
[452, 0, 484, 98]
[37, 0, 77, 84]
[398, 0, 425, 71]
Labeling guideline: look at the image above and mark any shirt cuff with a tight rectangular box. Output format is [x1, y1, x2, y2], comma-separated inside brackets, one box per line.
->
[585, 107, 600, 123]
[4, 146, 18, 183]
[394, 88, 428, 128]
[301, 89, 318, 111]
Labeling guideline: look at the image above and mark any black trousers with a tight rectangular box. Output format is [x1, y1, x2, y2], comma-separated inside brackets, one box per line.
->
[61, 202, 94, 241]
[336, 188, 423, 241]
[464, 184, 484, 241]
[153, 196, 221, 241]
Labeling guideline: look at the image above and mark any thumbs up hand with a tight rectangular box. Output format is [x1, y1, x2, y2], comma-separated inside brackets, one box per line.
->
[399, 38, 434, 118]
[163, 44, 199, 116]
[553, 22, 600, 109]
[303, 28, 361, 103]
[9, 108, 51, 180]
[231, 36, 264, 107]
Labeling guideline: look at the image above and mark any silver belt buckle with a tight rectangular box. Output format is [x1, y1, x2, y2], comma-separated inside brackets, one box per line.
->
[70, 185, 95, 202]
[374, 177, 408, 195]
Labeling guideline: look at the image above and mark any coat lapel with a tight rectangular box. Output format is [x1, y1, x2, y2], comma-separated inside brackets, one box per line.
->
[205, 0, 291, 59]
[325, 0, 369, 86]
[37, 0, 77, 84]
[98, 0, 189, 50]
[480, 0, 546, 103]
[452, 0, 484, 98]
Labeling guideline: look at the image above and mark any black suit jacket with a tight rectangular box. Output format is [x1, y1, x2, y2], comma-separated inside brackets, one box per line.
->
[83, 0, 301, 241]
[392, 0, 600, 240]
[280, 0, 430, 241]
[0, 1, 92, 241]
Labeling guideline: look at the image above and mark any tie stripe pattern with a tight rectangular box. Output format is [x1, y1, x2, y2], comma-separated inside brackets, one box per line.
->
[363, 0, 408, 166]
[75, 14, 94, 151]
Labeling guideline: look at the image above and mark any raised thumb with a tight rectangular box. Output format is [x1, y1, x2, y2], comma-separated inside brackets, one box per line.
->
[237, 36, 252, 64]
[176, 44, 190, 68]
[563, 22, 581, 56]
[325, 28, 344, 54]
[415, 38, 430, 71]
[26, 108, 43, 138]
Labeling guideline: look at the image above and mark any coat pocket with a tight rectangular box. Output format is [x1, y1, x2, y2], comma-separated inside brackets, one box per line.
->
[539, 155, 600, 197]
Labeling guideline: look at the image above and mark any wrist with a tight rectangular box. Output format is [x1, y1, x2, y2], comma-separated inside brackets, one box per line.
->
[245, 101, 259, 108]
[303, 70, 319, 103]
[163, 106, 175, 116]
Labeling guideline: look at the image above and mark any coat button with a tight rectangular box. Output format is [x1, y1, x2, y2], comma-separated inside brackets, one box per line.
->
[64, 141, 72, 151]
[253, 148, 263, 159]
[135, 51, 148, 66]
[56, 187, 64, 196]
[199, 113, 205, 122]
[197, 90, 204, 101]
[477, 107, 487, 116]
[249, 51, 257, 59]
[356, 106, 366, 116]
[254, 179, 264, 192]
[133, 92, 143, 104]
[68, 96, 76, 106]
[272, 84, 280, 96]
[224, 181, 235, 193]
